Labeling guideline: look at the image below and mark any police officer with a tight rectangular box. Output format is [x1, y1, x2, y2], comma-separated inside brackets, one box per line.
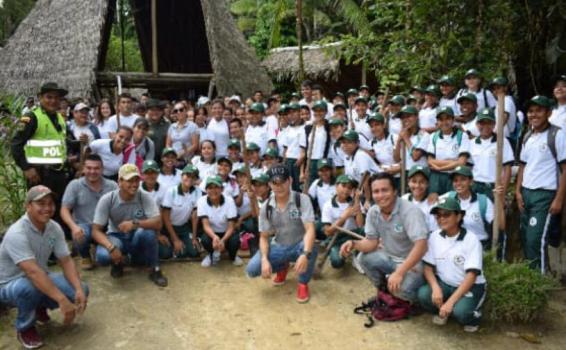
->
[11, 82, 71, 225]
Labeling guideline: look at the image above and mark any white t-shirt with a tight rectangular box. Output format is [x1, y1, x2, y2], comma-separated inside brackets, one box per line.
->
[70, 123, 98, 144]
[469, 135, 515, 183]
[321, 196, 358, 230]
[168, 121, 199, 155]
[404, 130, 430, 169]
[95, 120, 115, 139]
[371, 134, 398, 176]
[207, 118, 230, 157]
[197, 195, 238, 233]
[520, 127, 566, 190]
[550, 104, 566, 130]
[419, 107, 437, 130]
[157, 169, 182, 191]
[140, 182, 166, 207]
[494, 95, 517, 138]
[328, 139, 345, 167]
[161, 185, 202, 226]
[265, 115, 279, 142]
[440, 96, 460, 116]
[426, 130, 471, 173]
[388, 116, 402, 136]
[191, 156, 217, 187]
[108, 113, 141, 130]
[238, 192, 252, 217]
[440, 193, 494, 242]
[343, 148, 382, 182]
[461, 116, 480, 138]
[277, 127, 289, 156]
[221, 177, 240, 198]
[89, 139, 135, 177]
[283, 124, 306, 159]
[423, 229, 486, 287]
[301, 125, 329, 160]
[308, 179, 337, 211]
[402, 193, 438, 232]
[246, 123, 269, 155]
[353, 116, 372, 140]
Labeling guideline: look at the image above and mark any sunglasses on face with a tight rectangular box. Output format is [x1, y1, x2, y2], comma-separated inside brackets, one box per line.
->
[172, 108, 185, 113]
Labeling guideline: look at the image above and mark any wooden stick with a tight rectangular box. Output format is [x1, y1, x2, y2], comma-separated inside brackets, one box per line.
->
[400, 140, 406, 194]
[335, 226, 365, 240]
[492, 91, 505, 257]
[303, 124, 317, 193]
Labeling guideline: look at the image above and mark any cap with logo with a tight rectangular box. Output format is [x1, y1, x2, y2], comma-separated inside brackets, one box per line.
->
[489, 76, 509, 88]
[287, 102, 301, 111]
[339, 129, 359, 142]
[73, 102, 89, 112]
[436, 106, 455, 118]
[267, 164, 290, 182]
[367, 113, 386, 124]
[25, 185, 54, 204]
[228, 138, 241, 149]
[346, 88, 359, 97]
[438, 75, 456, 86]
[388, 95, 405, 106]
[205, 175, 223, 189]
[329, 118, 345, 127]
[407, 165, 430, 180]
[278, 104, 288, 114]
[249, 102, 265, 113]
[399, 105, 419, 117]
[317, 159, 334, 170]
[525, 95, 554, 109]
[476, 108, 495, 122]
[359, 85, 370, 91]
[336, 174, 358, 186]
[457, 92, 478, 104]
[252, 173, 270, 184]
[161, 147, 177, 157]
[182, 164, 199, 177]
[425, 84, 442, 97]
[39, 82, 68, 97]
[263, 147, 279, 159]
[464, 69, 481, 79]
[142, 160, 160, 173]
[333, 103, 346, 111]
[245, 142, 260, 152]
[430, 196, 465, 215]
[217, 156, 233, 166]
[355, 96, 368, 105]
[449, 165, 473, 179]
[312, 100, 328, 111]
[119, 164, 140, 180]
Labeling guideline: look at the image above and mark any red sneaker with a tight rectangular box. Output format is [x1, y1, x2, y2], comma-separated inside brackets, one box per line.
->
[272, 265, 289, 286]
[35, 307, 50, 324]
[17, 326, 44, 349]
[296, 283, 310, 303]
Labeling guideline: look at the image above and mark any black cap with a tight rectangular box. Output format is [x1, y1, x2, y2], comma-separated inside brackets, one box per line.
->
[39, 82, 68, 97]
[267, 164, 290, 182]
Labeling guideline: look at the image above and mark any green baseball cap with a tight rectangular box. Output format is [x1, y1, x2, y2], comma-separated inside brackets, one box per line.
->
[278, 104, 288, 114]
[232, 165, 247, 175]
[399, 105, 419, 116]
[346, 88, 359, 96]
[457, 93, 477, 104]
[355, 96, 368, 105]
[333, 103, 346, 111]
[249, 102, 265, 113]
[312, 100, 328, 111]
[252, 173, 270, 184]
[367, 113, 386, 124]
[336, 174, 358, 186]
[205, 175, 223, 189]
[410, 86, 425, 93]
[464, 69, 480, 79]
[425, 84, 442, 97]
[317, 159, 333, 170]
[339, 129, 359, 142]
[291, 92, 300, 98]
[388, 95, 405, 106]
[181, 164, 199, 177]
[287, 102, 301, 111]
[525, 95, 554, 109]
[408, 165, 430, 180]
[246, 142, 260, 152]
[263, 147, 279, 159]
[430, 197, 465, 215]
[450, 165, 473, 179]
[146, 98, 166, 109]
[142, 160, 160, 173]
[438, 75, 456, 86]
[406, 94, 417, 103]
[476, 108, 495, 122]
[359, 85, 370, 91]
[228, 138, 241, 149]
[436, 106, 455, 118]
[329, 118, 345, 127]
[489, 76, 508, 88]
[334, 92, 345, 98]
[161, 147, 177, 157]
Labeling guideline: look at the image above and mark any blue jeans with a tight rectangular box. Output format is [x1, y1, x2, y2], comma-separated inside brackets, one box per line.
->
[75, 223, 93, 258]
[95, 229, 159, 268]
[359, 249, 424, 303]
[0, 273, 89, 331]
[245, 240, 318, 284]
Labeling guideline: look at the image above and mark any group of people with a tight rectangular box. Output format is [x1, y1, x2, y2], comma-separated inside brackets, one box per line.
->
[1, 70, 565, 348]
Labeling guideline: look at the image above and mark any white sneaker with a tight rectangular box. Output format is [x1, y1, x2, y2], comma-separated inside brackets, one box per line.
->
[212, 250, 221, 265]
[201, 254, 212, 267]
[432, 315, 448, 326]
[463, 325, 479, 333]
[352, 252, 365, 274]
[233, 256, 244, 266]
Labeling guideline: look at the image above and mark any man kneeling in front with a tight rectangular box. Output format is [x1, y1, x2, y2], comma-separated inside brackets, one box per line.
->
[0, 185, 89, 349]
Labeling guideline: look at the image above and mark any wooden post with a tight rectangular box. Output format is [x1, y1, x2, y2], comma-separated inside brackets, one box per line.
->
[400, 140, 406, 195]
[296, 0, 304, 83]
[492, 92, 505, 257]
[151, 0, 158, 77]
[303, 124, 317, 193]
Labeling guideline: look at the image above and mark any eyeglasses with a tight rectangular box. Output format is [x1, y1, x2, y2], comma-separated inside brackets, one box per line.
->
[172, 108, 185, 113]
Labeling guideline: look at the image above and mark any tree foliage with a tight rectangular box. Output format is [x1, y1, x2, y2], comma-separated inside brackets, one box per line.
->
[104, 0, 143, 72]
[0, 0, 36, 46]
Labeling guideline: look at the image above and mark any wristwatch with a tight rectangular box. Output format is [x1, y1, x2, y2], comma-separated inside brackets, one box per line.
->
[301, 251, 312, 259]
[132, 219, 140, 229]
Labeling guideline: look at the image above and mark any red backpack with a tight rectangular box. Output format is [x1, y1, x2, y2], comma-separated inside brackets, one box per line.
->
[123, 144, 144, 172]
[354, 291, 413, 327]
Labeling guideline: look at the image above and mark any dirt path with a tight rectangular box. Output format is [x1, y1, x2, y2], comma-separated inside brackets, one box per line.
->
[2, 260, 566, 349]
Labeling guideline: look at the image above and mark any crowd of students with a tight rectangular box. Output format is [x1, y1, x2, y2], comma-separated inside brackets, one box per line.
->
[1, 70, 566, 348]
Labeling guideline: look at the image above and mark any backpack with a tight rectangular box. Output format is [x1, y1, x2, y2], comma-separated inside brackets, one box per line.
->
[431, 128, 463, 155]
[266, 191, 302, 220]
[447, 191, 488, 225]
[522, 124, 560, 164]
[354, 290, 413, 327]
[123, 141, 148, 172]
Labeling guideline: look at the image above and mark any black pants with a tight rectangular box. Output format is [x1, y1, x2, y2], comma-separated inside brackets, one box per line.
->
[201, 232, 240, 260]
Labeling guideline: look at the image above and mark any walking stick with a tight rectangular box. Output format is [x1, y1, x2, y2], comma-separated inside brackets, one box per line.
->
[316, 172, 367, 271]
[335, 226, 365, 240]
[492, 92, 505, 258]
[400, 140, 406, 194]
[303, 124, 317, 193]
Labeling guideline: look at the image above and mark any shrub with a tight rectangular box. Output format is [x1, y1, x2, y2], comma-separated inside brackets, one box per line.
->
[483, 254, 558, 323]
[0, 94, 26, 235]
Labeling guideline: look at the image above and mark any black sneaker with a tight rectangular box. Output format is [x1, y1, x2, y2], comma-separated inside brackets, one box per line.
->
[110, 264, 124, 278]
[149, 269, 168, 287]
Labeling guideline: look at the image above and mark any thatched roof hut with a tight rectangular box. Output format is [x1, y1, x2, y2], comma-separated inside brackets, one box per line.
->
[0, 0, 272, 99]
[262, 42, 377, 94]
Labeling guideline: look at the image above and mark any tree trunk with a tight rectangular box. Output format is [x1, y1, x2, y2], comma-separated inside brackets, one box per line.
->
[296, 0, 305, 83]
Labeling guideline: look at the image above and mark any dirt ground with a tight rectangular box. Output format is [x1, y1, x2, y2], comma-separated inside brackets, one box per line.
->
[1, 258, 566, 350]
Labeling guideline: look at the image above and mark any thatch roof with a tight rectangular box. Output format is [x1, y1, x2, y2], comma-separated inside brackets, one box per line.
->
[262, 42, 342, 82]
[0, 0, 272, 98]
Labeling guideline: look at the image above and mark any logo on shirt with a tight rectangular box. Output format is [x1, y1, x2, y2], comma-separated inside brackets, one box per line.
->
[134, 209, 145, 219]
[471, 212, 481, 222]
[539, 143, 548, 153]
[453, 255, 465, 266]
[289, 209, 301, 220]
[47, 237, 56, 248]
[394, 223, 403, 233]
[451, 144, 459, 152]
[529, 217, 537, 227]
[489, 148, 497, 157]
